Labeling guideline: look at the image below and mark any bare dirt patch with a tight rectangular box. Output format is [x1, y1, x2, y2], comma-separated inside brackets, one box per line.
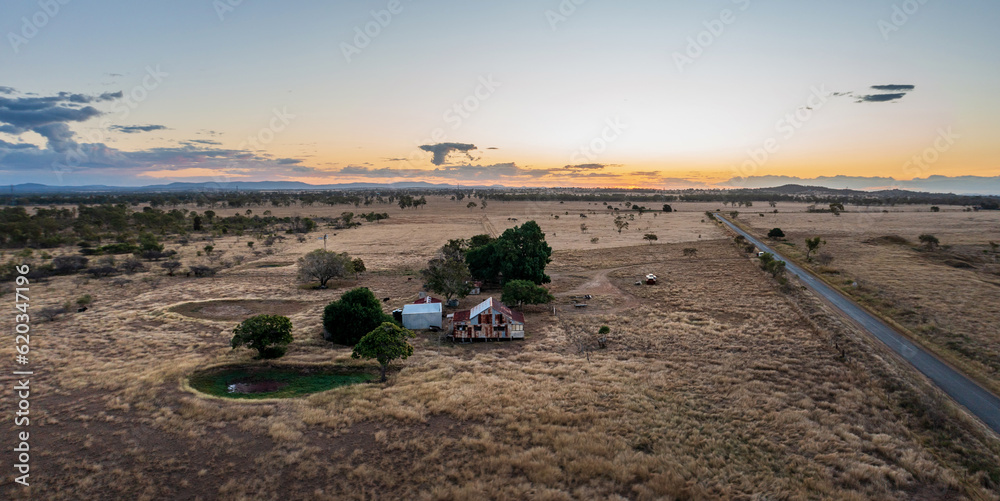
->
[169, 299, 310, 321]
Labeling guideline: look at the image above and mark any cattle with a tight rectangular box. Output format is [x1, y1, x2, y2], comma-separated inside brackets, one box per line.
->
[382, 297, 390, 303]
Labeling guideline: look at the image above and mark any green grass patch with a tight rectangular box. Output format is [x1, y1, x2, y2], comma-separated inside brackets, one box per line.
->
[189, 365, 374, 399]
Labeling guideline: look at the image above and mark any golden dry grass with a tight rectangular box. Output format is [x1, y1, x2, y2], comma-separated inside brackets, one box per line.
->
[1, 201, 998, 500]
[735, 204, 1000, 394]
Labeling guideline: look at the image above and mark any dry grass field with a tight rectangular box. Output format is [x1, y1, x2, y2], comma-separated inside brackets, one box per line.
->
[734, 204, 1000, 395]
[1, 199, 999, 500]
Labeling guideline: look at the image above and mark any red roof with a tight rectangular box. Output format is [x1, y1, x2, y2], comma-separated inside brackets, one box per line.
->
[495, 303, 525, 324]
[412, 296, 442, 304]
[453, 310, 470, 322]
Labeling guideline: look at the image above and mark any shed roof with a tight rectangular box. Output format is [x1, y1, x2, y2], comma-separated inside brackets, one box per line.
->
[402, 303, 442, 315]
[412, 296, 442, 304]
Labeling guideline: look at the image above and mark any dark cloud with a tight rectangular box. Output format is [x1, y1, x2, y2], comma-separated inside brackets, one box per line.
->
[835, 84, 915, 103]
[871, 84, 915, 91]
[277, 158, 302, 164]
[0, 86, 15, 94]
[418, 142, 477, 165]
[110, 124, 168, 134]
[182, 139, 222, 146]
[0, 89, 123, 154]
[857, 93, 907, 103]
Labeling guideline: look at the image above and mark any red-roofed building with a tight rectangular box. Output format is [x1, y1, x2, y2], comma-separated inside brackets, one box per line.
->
[450, 297, 525, 341]
[412, 296, 442, 304]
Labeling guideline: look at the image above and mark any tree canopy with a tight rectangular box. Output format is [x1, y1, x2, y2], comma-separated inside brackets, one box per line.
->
[230, 315, 293, 359]
[422, 249, 472, 301]
[323, 288, 395, 346]
[501, 280, 554, 307]
[466, 221, 552, 284]
[352, 322, 415, 382]
[298, 249, 354, 288]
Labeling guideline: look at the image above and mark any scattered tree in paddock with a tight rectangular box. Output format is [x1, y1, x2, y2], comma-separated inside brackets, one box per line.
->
[52, 255, 88, 275]
[643, 234, 658, 245]
[805, 237, 825, 261]
[662, 204, 673, 212]
[580, 223, 588, 233]
[613, 216, 629, 234]
[352, 322, 415, 382]
[767, 228, 785, 239]
[919, 234, 940, 250]
[188, 265, 216, 277]
[120, 257, 147, 274]
[930, 206, 940, 212]
[230, 314, 293, 359]
[297, 249, 354, 288]
[683, 248, 698, 258]
[352, 258, 366, 278]
[161, 260, 182, 276]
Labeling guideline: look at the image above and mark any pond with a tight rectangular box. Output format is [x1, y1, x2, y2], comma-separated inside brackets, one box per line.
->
[188, 365, 373, 399]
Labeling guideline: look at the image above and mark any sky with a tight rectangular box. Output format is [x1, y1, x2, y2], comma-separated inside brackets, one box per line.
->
[1, 0, 999, 190]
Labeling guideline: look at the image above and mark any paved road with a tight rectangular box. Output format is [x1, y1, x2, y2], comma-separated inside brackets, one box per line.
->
[715, 214, 1000, 434]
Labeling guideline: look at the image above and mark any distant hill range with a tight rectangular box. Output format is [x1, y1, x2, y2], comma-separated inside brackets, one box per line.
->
[6, 181, 500, 193]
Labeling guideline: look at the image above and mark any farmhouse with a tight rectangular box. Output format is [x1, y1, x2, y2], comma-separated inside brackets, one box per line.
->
[450, 297, 525, 341]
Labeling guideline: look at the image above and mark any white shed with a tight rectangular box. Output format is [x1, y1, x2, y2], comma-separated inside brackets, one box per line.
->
[401, 302, 443, 330]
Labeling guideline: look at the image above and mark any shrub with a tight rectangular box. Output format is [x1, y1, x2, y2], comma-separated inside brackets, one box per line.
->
[767, 228, 785, 239]
[189, 265, 216, 277]
[52, 255, 88, 275]
[230, 315, 293, 359]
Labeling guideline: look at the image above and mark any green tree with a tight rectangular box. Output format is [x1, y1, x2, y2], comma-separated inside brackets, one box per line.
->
[351, 322, 415, 382]
[466, 221, 552, 284]
[758, 252, 786, 279]
[501, 280, 554, 307]
[351, 257, 366, 278]
[298, 249, 354, 288]
[643, 233, 658, 245]
[919, 234, 939, 250]
[805, 236, 825, 261]
[422, 251, 472, 301]
[230, 315, 293, 359]
[613, 216, 629, 234]
[323, 288, 394, 346]
[138, 233, 164, 253]
[767, 228, 785, 239]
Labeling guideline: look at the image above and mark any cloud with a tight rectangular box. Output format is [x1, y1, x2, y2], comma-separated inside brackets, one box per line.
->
[857, 93, 907, 103]
[834, 84, 916, 104]
[871, 84, 915, 91]
[419, 142, 477, 165]
[562, 163, 608, 171]
[0, 89, 122, 154]
[182, 139, 222, 146]
[277, 158, 302, 164]
[110, 124, 168, 134]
